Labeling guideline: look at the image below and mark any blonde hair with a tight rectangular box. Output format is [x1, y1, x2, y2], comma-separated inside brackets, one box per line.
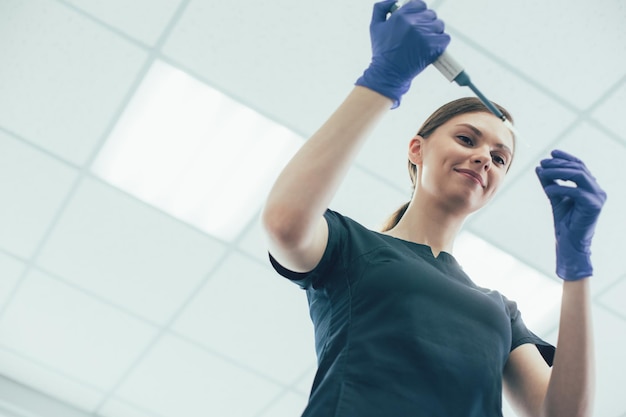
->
[380, 97, 515, 232]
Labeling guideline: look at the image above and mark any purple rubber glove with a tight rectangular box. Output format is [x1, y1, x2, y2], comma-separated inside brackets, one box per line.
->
[535, 150, 607, 281]
[355, 0, 449, 108]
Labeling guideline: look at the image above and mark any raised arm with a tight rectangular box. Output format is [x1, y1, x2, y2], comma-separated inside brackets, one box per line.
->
[262, 87, 391, 272]
[262, 0, 449, 273]
[504, 150, 606, 417]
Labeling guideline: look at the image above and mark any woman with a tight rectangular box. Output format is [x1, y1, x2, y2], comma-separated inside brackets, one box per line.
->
[262, 1, 606, 416]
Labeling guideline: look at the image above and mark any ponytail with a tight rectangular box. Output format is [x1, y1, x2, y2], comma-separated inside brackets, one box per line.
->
[380, 201, 410, 232]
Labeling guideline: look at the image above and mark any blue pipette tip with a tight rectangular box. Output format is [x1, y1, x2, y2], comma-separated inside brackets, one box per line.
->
[453, 71, 524, 144]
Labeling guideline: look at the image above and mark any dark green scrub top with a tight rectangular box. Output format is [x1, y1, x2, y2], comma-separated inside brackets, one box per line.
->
[270, 209, 555, 417]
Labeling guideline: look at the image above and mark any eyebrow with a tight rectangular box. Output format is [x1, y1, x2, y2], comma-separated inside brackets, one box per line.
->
[455, 123, 513, 156]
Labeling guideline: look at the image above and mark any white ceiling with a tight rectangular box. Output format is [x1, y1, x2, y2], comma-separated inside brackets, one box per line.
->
[1, 0, 625, 416]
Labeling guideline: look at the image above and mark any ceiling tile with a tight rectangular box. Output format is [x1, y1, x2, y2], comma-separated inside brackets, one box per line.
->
[0, 0, 147, 164]
[62, 0, 182, 46]
[0, 348, 103, 413]
[161, 0, 373, 136]
[172, 253, 317, 384]
[591, 80, 626, 144]
[294, 364, 316, 396]
[0, 269, 157, 394]
[237, 214, 270, 265]
[37, 177, 228, 324]
[98, 397, 160, 417]
[590, 306, 626, 417]
[330, 166, 409, 233]
[0, 374, 95, 417]
[468, 121, 626, 293]
[437, 0, 626, 109]
[597, 276, 626, 319]
[0, 253, 24, 310]
[114, 334, 283, 417]
[0, 131, 77, 259]
[256, 391, 307, 417]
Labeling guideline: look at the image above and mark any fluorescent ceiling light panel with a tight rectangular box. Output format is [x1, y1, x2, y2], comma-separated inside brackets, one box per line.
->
[92, 61, 303, 241]
[454, 232, 561, 335]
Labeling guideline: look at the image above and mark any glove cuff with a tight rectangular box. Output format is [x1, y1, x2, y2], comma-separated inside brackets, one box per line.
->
[556, 242, 593, 281]
[355, 62, 412, 109]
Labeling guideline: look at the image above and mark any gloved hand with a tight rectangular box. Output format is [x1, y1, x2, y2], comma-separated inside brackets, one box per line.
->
[535, 150, 607, 281]
[355, 0, 449, 108]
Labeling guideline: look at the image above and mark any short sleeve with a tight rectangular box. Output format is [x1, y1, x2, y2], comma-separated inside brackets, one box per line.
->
[268, 209, 348, 289]
[507, 298, 555, 366]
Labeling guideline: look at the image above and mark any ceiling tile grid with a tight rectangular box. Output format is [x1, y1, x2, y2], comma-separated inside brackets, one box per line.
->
[0, 131, 78, 259]
[0, 1, 624, 417]
[591, 78, 626, 144]
[111, 334, 284, 417]
[0, 0, 148, 165]
[60, 0, 183, 46]
[436, 0, 626, 110]
[98, 397, 163, 417]
[254, 391, 307, 417]
[0, 269, 160, 391]
[0, 347, 105, 412]
[0, 253, 24, 311]
[171, 252, 317, 385]
[36, 177, 229, 325]
[596, 275, 626, 320]
[160, 0, 373, 137]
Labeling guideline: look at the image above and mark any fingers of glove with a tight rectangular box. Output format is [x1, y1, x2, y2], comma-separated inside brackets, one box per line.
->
[541, 184, 606, 213]
[550, 149, 582, 163]
[536, 160, 604, 194]
[372, 0, 401, 23]
[396, 0, 428, 14]
[535, 166, 603, 196]
[536, 166, 589, 186]
[539, 157, 587, 172]
[540, 153, 591, 179]
[375, 7, 449, 59]
[398, 7, 447, 34]
[407, 10, 446, 34]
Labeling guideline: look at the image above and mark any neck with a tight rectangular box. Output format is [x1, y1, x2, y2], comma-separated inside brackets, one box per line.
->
[384, 195, 467, 257]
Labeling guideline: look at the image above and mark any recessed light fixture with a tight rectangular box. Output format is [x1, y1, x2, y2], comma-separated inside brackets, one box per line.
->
[92, 61, 303, 241]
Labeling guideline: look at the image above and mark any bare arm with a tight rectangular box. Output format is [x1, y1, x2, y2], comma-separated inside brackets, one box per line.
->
[261, 0, 449, 273]
[543, 278, 594, 416]
[262, 86, 392, 272]
[504, 278, 594, 417]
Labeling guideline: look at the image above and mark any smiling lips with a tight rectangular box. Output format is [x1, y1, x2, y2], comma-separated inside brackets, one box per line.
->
[454, 168, 485, 188]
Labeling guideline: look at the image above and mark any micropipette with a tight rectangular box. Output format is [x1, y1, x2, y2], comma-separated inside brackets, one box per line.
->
[390, 1, 520, 138]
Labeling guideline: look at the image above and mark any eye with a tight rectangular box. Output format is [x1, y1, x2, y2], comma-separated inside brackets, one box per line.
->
[492, 153, 507, 166]
[457, 135, 474, 146]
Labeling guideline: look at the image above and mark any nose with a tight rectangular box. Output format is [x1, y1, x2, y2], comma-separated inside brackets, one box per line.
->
[472, 148, 492, 171]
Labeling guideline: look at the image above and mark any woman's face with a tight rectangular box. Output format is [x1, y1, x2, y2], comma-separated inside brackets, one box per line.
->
[409, 111, 515, 214]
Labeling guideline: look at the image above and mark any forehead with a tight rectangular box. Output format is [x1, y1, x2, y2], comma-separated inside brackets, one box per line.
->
[445, 112, 515, 150]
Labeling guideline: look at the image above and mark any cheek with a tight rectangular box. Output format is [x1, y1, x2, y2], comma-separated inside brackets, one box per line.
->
[488, 172, 507, 194]
[420, 164, 445, 188]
